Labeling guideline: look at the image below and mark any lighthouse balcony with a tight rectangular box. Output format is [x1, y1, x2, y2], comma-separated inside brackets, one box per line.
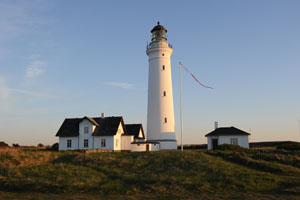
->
[146, 42, 172, 50]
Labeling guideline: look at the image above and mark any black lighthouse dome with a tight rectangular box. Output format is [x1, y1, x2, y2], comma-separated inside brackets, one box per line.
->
[151, 21, 167, 33]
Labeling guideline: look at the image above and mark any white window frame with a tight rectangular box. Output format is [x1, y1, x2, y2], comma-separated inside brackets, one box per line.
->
[230, 138, 238, 145]
[84, 127, 89, 134]
[101, 139, 106, 147]
[67, 139, 72, 148]
[84, 139, 89, 148]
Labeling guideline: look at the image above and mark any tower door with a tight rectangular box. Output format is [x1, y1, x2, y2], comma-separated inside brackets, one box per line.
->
[146, 144, 150, 151]
[212, 139, 218, 150]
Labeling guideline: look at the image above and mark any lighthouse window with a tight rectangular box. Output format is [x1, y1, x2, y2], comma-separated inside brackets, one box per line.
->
[163, 91, 166, 96]
[164, 118, 167, 123]
[162, 53, 165, 56]
[162, 65, 165, 70]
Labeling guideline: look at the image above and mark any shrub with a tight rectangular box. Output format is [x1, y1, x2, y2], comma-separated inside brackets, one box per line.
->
[51, 143, 59, 151]
[37, 143, 44, 148]
[216, 144, 246, 151]
[0, 141, 9, 148]
[12, 143, 20, 147]
[277, 142, 300, 151]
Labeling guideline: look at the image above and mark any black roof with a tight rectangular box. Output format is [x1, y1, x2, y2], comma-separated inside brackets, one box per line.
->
[56, 116, 126, 137]
[124, 124, 145, 139]
[55, 118, 81, 137]
[151, 21, 167, 33]
[205, 127, 250, 137]
[131, 141, 159, 144]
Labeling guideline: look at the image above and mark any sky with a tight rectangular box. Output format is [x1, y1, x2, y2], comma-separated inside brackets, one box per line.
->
[0, 0, 300, 146]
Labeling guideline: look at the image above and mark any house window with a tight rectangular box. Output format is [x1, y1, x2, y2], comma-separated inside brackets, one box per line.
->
[84, 127, 89, 134]
[164, 118, 167, 123]
[230, 138, 238, 145]
[67, 139, 72, 148]
[162, 65, 165, 70]
[101, 139, 106, 147]
[163, 91, 166, 96]
[84, 139, 89, 148]
[116, 139, 119, 147]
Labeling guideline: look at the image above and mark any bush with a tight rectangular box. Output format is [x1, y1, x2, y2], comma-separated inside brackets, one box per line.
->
[12, 143, 20, 147]
[277, 142, 300, 151]
[0, 141, 9, 148]
[216, 144, 247, 151]
[51, 143, 59, 151]
[37, 143, 44, 148]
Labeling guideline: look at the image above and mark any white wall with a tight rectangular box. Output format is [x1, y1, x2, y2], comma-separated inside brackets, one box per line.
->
[131, 143, 147, 152]
[78, 119, 95, 150]
[219, 135, 249, 148]
[151, 143, 160, 151]
[59, 137, 78, 151]
[131, 143, 160, 152]
[207, 135, 249, 150]
[94, 136, 113, 150]
[113, 123, 123, 151]
[122, 135, 134, 151]
[159, 140, 177, 150]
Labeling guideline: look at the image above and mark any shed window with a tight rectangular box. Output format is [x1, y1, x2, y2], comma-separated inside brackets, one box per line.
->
[101, 139, 106, 147]
[84, 139, 89, 148]
[230, 138, 238, 145]
[84, 127, 89, 134]
[67, 140, 72, 148]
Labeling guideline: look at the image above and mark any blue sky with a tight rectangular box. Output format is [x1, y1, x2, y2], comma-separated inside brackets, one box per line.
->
[0, 0, 300, 146]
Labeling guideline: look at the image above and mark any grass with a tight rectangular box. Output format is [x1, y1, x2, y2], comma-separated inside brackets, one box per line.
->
[0, 147, 300, 199]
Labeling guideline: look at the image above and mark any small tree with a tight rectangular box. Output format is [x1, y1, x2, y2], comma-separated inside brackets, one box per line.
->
[0, 141, 9, 148]
[37, 143, 44, 148]
[12, 143, 20, 147]
[51, 143, 59, 151]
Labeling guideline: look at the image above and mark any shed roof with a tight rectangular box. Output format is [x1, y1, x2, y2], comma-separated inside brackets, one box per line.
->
[124, 124, 145, 139]
[205, 127, 250, 137]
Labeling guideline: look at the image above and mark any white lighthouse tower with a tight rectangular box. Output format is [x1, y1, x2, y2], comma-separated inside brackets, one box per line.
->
[146, 22, 177, 150]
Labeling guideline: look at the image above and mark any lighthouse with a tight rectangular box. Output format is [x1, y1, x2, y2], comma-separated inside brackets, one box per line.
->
[146, 22, 177, 150]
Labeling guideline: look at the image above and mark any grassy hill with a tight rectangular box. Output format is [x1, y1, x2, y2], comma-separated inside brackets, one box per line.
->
[1, 146, 300, 199]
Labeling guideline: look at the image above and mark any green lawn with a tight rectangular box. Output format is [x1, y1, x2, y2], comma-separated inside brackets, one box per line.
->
[0, 147, 300, 199]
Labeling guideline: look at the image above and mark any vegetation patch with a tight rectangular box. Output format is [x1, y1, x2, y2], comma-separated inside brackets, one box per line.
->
[0, 148, 300, 199]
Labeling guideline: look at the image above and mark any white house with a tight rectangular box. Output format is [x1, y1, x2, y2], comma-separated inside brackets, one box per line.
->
[55, 115, 159, 152]
[205, 126, 250, 150]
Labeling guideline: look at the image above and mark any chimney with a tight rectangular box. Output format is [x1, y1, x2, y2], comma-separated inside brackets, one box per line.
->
[214, 121, 218, 130]
[101, 113, 105, 118]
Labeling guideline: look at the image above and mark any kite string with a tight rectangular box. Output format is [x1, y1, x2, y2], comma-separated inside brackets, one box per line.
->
[179, 62, 213, 89]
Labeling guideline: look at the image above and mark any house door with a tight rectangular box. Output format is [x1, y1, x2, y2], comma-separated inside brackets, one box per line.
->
[146, 144, 149, 151]
[212, 139, 218, 150]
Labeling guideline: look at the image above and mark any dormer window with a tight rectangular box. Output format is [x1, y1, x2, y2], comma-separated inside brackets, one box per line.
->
[84, 127, 89, 134]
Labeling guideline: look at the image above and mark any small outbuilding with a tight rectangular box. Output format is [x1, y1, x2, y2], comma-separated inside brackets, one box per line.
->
[205, 126, 250, 150]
